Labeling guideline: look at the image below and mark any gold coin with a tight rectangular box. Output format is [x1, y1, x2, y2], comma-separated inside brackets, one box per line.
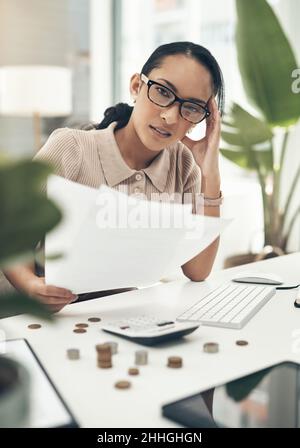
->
[128, 367, 139, 376]
[236, 340, 248, 346]
[115, 380, 131, 389]
[97, 357, 112, 363]
[27, 324, 41, 330]
[96, 344, 111, 353]
[168, 356, 182, 364]
[167, 356, 183, 368]
[97, 352, 111, 357]
[75, 323, 88, 328]
[98, 362, 112, 369]
[73, 328, 87, 334]
[88, 317, 101, 322]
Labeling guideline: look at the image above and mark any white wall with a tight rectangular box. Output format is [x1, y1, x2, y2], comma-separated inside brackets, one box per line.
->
[90, 0, 113, 122]
[0, 0, 90, 155]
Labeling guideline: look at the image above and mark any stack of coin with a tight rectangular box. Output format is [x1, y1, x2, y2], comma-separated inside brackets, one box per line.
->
[167, 356, 183, 368]
[104, 341, 118, 355]
[96, 343, 112, 368]
[135, 350, 148, 366]
[203, 342, 219, 353]
[115, 380, 131, 390]
[128, 367, 139, 376]
[67, 348, 80, 360]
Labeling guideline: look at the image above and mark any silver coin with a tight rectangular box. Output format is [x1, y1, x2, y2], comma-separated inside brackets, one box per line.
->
[203, 342, 219, 354]
[135, 350, 148, 365]
[67, 348, 80, 360]
[104, 341, 118, 355]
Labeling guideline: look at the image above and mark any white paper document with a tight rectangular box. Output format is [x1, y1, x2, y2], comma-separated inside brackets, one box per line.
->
[45, 175, 231, 294]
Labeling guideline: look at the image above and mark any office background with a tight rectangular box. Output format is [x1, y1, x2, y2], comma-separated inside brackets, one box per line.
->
[0, 0, 299, 271]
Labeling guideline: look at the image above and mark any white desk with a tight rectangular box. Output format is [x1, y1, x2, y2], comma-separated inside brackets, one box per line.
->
[1, 253, 300, 428]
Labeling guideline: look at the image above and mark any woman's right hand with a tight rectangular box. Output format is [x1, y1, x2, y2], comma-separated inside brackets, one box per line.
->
[26, 275, 77, 313]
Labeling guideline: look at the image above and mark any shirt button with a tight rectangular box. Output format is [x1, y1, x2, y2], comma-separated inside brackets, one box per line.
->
[134, 187, 141, 193]
[135, 173, 143, 181]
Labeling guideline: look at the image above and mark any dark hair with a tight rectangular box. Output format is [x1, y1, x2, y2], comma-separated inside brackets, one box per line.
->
[96, 41, 225, 131]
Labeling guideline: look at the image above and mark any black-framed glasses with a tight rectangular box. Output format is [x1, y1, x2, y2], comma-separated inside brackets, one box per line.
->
[141, 73, 210, 124]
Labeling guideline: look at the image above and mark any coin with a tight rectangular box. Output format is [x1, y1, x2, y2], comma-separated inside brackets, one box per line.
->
[236, 340, 248, 346]
[128, 367, 139, 376]
[73, 328, 87, 334]
[88, 317, 101, 322]
[96, 344, 112, 368]
[97, 361, 112, 368]
[135, 350, 148, 366]
[98, 356, 111, 362]
[96, 343, 111, 353]
[104, 341, 118, 355]
[97, 356, 111, 362]
[203, 342, 219, 353]
[115, 380, 131, 389]
[67, 348, 80, 360]
[167, 356, 183, 368]
[75, 323, 88, 328]
[27, 324, 41, 330]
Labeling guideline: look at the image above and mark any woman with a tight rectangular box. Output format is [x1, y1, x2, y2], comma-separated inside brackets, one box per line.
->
[4, 41, 224, 312]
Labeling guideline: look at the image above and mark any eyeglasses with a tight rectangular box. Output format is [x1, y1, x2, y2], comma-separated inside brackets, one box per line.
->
[140, 73, 210, 124]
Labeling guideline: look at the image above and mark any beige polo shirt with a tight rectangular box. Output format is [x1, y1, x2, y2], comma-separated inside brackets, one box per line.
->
[34, 121, 202, 208]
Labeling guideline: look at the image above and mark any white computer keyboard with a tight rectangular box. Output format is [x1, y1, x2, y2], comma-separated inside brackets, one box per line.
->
[176, 281, 276, 329]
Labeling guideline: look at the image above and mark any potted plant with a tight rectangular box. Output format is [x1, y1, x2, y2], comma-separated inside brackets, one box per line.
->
[0, 157, 62, 426]
[221, 0, 300, 267]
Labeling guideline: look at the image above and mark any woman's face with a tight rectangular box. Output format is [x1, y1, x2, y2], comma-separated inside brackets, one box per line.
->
[130, 54, 213, 151]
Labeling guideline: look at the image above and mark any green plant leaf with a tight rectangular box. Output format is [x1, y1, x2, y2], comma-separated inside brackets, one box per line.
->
[224, 104, 273, 143]
[236, 0, 300, 127]
[0, 291, 53, 320]
[220, 147, 256, 170]
[221, 103, 273, 172]
[0, 160, 62, 267]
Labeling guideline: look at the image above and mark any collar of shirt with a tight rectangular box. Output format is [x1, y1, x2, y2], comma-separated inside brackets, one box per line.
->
[97, 121, 170, 193]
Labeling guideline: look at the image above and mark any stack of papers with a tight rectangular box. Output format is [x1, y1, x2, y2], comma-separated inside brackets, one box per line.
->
[45, 175, 231, 294]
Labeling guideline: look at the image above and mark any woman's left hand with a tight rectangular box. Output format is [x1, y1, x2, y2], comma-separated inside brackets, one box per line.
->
[181, 96, 221, 178]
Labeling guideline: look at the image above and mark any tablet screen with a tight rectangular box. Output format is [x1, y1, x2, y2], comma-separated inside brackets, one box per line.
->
[0, 339, 78, 428]
[162, 361, 300, 428]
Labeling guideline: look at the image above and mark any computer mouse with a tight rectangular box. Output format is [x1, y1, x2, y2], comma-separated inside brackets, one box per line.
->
[232, 272, 284, 285]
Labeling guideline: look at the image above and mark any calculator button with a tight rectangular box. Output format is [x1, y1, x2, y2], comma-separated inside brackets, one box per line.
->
[157, 321, 175, 327]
